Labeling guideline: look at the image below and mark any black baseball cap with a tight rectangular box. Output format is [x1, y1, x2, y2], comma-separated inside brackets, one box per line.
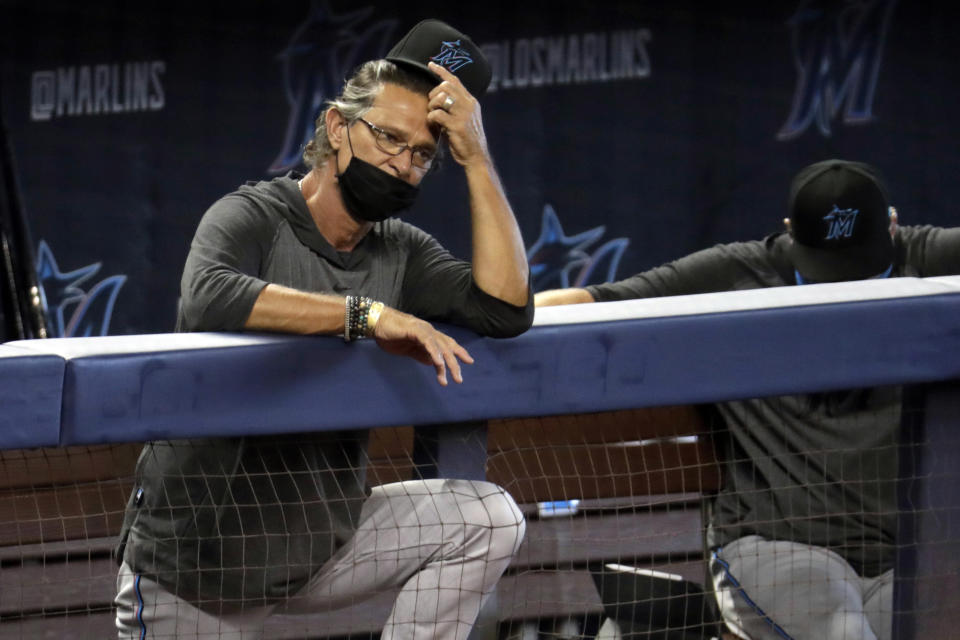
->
[787, 159, 895, 283]
[386, 19, 492, 97]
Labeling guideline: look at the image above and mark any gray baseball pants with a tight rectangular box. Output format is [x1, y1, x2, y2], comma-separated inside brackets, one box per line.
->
[711, 535, 893, 640]
[115, 479, 525, 640]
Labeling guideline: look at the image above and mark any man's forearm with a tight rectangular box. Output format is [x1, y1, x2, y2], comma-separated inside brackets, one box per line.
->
[247, 283, 475, 386]
[533, 288, 596, 306]
[465, 158, 530, 306]
[244, 284, 346, 334]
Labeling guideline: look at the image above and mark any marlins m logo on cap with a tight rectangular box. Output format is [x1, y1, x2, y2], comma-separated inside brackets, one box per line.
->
[386, 19, 492, 97]
[431, 39, 474, 73]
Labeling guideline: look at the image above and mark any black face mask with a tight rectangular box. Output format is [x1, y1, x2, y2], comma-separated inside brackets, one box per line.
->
[336, 127, 419, 223]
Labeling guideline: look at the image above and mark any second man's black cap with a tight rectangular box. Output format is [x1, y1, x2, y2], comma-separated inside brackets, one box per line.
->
[787, 159, 894, 282]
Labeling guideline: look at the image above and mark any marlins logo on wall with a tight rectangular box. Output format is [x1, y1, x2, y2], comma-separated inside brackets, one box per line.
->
[34, 241, 126, 337]
[269, 2, 399, 173]
[777, 0, 897, 140]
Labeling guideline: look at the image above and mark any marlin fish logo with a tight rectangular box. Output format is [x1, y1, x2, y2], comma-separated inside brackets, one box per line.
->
[35, 240, 126, 337]
[778, 0, 897, 140]
[526, 204, 630, 291]
[269, 1, 398, 173]
[824, 205, 859, 240]
[430, 39, 474, 73]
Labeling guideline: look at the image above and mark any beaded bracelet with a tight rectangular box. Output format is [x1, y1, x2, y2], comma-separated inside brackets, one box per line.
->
[343, 295, 354, 342]
[343, 295, 378, 342]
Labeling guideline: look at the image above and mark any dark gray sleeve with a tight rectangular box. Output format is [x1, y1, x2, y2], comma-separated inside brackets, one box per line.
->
[900, 226, 960, 276]
[399, 228, 533, 339]
[585, 244, 752, 301]
[178, 195, 273, 331]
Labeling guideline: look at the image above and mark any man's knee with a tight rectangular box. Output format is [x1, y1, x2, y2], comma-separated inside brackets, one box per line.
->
[481, 482, 526, 555]
[438, 480, 526, 554]
[456, 480, 523, 524]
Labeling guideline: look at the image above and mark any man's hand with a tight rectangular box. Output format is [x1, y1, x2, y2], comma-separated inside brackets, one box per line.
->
[372, 305, 474, 386]
[426, 61, 488, 167]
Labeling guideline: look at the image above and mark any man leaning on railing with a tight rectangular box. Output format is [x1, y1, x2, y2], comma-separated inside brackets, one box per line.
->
[114, 18, 532, 640]
[536, 159, 960, 640]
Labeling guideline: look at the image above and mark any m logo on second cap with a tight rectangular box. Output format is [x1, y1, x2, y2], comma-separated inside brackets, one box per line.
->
[824, 205, 859, 240]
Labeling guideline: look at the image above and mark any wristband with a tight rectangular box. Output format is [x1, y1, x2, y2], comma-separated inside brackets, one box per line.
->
[365, 301, 385, 338]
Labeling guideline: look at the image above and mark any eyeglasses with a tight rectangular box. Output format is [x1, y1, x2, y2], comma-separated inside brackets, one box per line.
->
[357, 119, 436, 169]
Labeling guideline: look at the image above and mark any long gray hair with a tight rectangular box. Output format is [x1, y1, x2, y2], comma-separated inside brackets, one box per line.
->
[302, 60, 437, 168]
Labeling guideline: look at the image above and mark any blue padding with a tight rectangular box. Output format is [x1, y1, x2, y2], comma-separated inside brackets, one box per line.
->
[0, 344, 65, 449]
[522, 294, 960, 412]
[3, 288, 960, 447]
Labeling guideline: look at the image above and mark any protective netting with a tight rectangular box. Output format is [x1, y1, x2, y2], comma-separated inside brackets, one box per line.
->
[0, 392, 955, 639]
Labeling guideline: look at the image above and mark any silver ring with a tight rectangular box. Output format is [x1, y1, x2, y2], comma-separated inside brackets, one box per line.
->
[442, 95, 455, 111]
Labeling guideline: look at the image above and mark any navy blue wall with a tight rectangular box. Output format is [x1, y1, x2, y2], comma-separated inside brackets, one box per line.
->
[2, 0, 956, 336]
